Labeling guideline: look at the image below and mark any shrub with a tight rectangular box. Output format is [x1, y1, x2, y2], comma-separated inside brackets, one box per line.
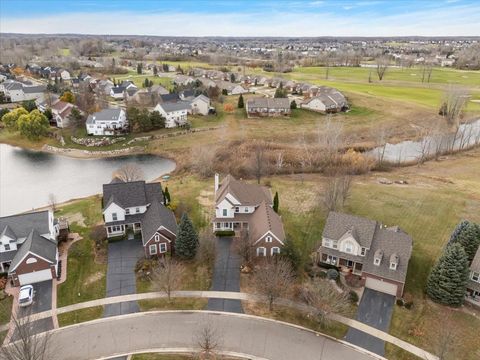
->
[223, 103, 234, 112]
[404, 301, 414, 310]
[348, 290, 359, 303]
[214, 230, 235, 237]
[396, 298, 405, 307]
[326, 268, 339, 280]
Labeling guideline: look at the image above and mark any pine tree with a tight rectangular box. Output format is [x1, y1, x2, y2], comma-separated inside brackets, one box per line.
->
[448, 220, 470, 245]
[163, 187, 171, 206]
[426, 243, 469, 306]
[455, 223, 480, 262]
[273, 191, 279, 213]
[237, 94, 244, 109]
[290, 100, 297, 110]
[175, 213, 199, 259]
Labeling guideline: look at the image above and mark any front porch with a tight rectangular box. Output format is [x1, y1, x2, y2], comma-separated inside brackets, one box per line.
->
[106, 222, 142, 238]
[213, 220, 249, 236]
[319, 252, 363, 275]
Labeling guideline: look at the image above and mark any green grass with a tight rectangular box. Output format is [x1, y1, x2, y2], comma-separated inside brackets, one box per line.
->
[56, 197, 107, 307]
[138, 298, 208, 312]
[112, 74, 174, 90]
[132, 355, 193, 360]
[57, 306, 104, 327]
[0, 294, 13, 325]
[59, 48, 71, 56]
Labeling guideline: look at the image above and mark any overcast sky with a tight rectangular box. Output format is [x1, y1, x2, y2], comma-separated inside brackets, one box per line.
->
[1, 0, 479, 37]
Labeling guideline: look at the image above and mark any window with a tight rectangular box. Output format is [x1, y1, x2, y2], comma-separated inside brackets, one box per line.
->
[327, 255, 337, 265]
[390, 262, 397, 270]
[155, 234, 160, 242]
[266, 236, 272, 243]
[244, 207, 248, 213]
[159, 243, 167, 253]
[222, 209, 227, 216]
[472, 272, 480, 282]
[257, 247, 266, 257]
[126, 208, 130, 215]
[26, 257, 37, 264]
[235, 207, 239, 213]
[149, 244, 157, 255]
[112, 212, 117, 221]
[136, 207, 140, 213]
[346, 260, 354, 267]
[332, 241, 338, 249]
[360, 247, 366, 256]
[4, 244, 10, 251]
[374, 258, 381, 266]
[271, 247, 280, 256]
[345, 242, 353, 253]
[324, 239, 332, 248]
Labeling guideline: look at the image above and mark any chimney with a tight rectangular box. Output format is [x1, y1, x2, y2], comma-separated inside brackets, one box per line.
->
[214, 173, 220, 193]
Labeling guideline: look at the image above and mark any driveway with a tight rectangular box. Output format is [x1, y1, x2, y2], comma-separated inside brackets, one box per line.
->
[42, 311, 380, 360]
[207, 237, 243, 313]
[345, 288, 395, 356]
[103, 238, 144, 317]
[15, 280, 54, 337]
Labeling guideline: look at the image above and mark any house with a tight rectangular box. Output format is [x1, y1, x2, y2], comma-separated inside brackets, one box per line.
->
[0, 210, 59, 286]
[173, 75, 195, 86]
[127, 85, 169, 106]
[302, 89, 348, 113]
[246, 97, 291, 118]
[110, 81, 137, 100]
[86, 108, 128, 136]
[154, 101, 190, 128]
[96, 79, 115, 96]
[215, 81, 247, 95]
[50, 100, 76, 128]
[102, 179, 177, 257]
[466, 247, 480, 301]
[0, 80, 46, 102]
[189, 95, 210, 115]
[317, 212, 413, 298]
[213, 174, 285, 256]
[159, 93, 180, 104]
[197, 77, 216, 88]
[179, 89, 196, 101]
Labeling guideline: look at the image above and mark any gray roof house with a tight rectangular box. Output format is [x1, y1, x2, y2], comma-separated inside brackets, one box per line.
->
[0, 210, 59, 286]
[246, 97, 291, 118]
[102, 179, 177, 257]
[317, 212, 413, 298]
[86, 108, 128, 136]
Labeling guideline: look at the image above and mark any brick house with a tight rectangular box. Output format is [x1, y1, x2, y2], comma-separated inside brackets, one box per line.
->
[317, 212, 412, 298]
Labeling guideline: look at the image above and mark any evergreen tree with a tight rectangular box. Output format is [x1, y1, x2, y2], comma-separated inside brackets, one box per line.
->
[273, 191, 279, 213]
[290, 100, 297, 110]
[153, 65, 158, 76]
[426, 243, 469, 307]
[281, 238, 302, 273]
[137, 62, 143, 75]
[163, 186, 171, 205]
[230, 73, 236, 83]
[448, 220, 470, 245]
[237, 94, 244, 108]
[455, 223, 480, 262]
[175, 213, 199, 259]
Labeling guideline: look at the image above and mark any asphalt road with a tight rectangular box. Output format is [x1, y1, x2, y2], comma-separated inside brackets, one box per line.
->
[207, 237, 243, 313]
[39, 311, 381, 360]
[103, 238, 144, 317]
[345, 288, 395, 356]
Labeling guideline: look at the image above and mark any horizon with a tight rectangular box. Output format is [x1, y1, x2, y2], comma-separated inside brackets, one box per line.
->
[1, 0, 479, 37]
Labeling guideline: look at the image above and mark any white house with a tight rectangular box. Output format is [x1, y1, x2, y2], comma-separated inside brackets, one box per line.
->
[154, 102, 190, 128]
[86, 108, 128, 136]
[0, 80, 46, 103]
[59, 70, 71, 80]
[190, 95, 210, 115]
[216, 81, 248, 95]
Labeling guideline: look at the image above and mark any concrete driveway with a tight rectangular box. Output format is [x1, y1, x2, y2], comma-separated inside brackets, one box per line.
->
[345, 288, 395, 356]
[40, 311, 381, 360]
[103, 238, 144, 317]
[207, 237, 243, 313]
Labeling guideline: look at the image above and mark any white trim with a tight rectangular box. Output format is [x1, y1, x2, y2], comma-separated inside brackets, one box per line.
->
[256, 247, 266, 257]
[9, 250, 55, 272]
[253, 231, 284, 246]
[271, 247, 280, 256]
[149, 244, 157, 255]
[159, 243, 167, 253]
[158, 225, 176, 238]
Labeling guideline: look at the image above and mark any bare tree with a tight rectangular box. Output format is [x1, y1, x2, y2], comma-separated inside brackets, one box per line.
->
[439, 87, 470, 129]
[375, 56, 389, 81]
[433, 313, 461, 360]
[317, 115, 344, 166]
[251, 142, 265, 184]
[0, 310, 53, 360]
[421, 62, 433, 83]
[48, 193, 57, 214]
[252, 258, 294, 311]
[274, 151, 284, 174]
[323, 175, 352, 211]
[194, 319, 221, 360]
[113, 164, 144, 182]
[375, 126, 391, 167]
[300, 278, 353, 326]
[191, 146, 218, 178]
[196, 229, 216, 268]
[151, 258, 185, 302]
[235, 229, 254, 267]
[416, 125, 434, 165]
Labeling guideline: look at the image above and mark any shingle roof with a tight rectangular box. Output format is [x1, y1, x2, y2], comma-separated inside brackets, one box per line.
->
[103, 180, 158, 209]
[141, 201, 177, 246]
[10, 229, 57, 270]
[215, 175, 272, 206]
[322, 212, 377, 249]
[249, 201, 285, 243]
[159, 93, 180, 103]
[0, 210, 51, 239]
[23, 85, 46, 94]
[246, 97, 290, 110]
[86, 108, 123, 124]
[158, 101, 191, 113]
[470, 247, 480, 273]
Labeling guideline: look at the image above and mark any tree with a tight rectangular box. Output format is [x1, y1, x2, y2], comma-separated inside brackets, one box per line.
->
[48, 193, 57, 213]
[17, 110, 50, 140]
[375, 56, 389, 81]
[194, 320, 221, 360]
[150, 110, 165, 129]
[252, 258, 294, 311]
[153, 65, 158, 76]
[230, 73, 236, 83]
[236, 230, 255, 267]
[237, 94, 244, 109]
[21, 100, 37, 112]
[175, 213, 199, 259]
[426, 243, 469, 307]
[323, 175, 352, 211]
[163, 186, 171, 206]
[433, 313, 461, 360]
[190, 145, 217, 178]
[273, 191, 279, 213]
[439, 87, 469, 129]
[453, 222, 480, 262]
[448, 220, 471, 245]
[137, 62, 143, 74]
[281, 238, 302, 272]
[68, 107, 84, 128]
[274, 86, 287, 98]
[113, 164, 144, 182]
[0, 108, 9, 119]
[43, 108, 53, 121]
[290, 100, 297, 110]
[300, 278, 353, 326]
[2, 107, 28, 130]
[196, 229, 216, 268]
[60, 91, 75, 104]
[0, 308, 53, 360]
[251, 142, 265, 184]
[151, 258, 185, 302]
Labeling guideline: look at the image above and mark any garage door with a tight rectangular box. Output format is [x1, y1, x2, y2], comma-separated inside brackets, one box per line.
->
[18, 269, 52, 285]
[365, 277, 397, 296]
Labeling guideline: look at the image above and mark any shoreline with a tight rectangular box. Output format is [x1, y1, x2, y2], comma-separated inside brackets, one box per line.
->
[41, 144, 148, 159]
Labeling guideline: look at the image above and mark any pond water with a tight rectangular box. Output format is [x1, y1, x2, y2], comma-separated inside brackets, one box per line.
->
[368, 118, 480, 164]
[0, 144, 176, 216]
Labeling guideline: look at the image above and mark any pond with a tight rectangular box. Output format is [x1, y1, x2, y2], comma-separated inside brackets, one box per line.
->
[369, 118, 480, 164]
[0, 144, 176, 216]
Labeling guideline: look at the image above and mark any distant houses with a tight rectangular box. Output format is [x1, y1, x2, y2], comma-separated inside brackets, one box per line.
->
[246, 97, 291, 118]
[0, 79, 46, 102]
[215, 80, 248, 95]
[86, 108, 128, 136]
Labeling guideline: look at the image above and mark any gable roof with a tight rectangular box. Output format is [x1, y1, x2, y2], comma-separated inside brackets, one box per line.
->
[322, 212, 377, 249]
[250, 201, 285, 244]
[215, 175, 272, 206]
[141, 200, 177, 245]
[0, 210, 51, 239]
[246, 97, 290, 110]
[86, 108, 123, 124]
[103, 180, 163, 210]
[470, 247, 480, 273]
[10, 229, 57, 271]
[158, 101, 191, 113]
[159, 93, 180, 103]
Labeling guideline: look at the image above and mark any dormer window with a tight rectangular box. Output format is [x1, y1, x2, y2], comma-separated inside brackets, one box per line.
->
[390, 262, 397, 270]
[472, 272, 479, 283]
[222, 209, 227, 216]
[389, 253, 399, 271]
[360, 247, 366, 256]
[136, 207, 140, 213]
[235, 207, 239, 213]
[345, 242, 353, 254]
[112, 212, 117, 221]
[374, 249, 383, 266]
[374, 258, 381, 266]
[126, 209, 130, 215]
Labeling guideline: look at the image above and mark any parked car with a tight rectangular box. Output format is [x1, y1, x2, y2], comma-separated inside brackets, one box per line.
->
[18, 285, 34, 307]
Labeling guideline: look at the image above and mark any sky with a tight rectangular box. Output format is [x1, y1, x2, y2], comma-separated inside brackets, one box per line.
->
[0, 0, 479, 37]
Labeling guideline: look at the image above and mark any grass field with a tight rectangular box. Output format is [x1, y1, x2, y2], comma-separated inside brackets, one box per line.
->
[0, 294, 13, 325]
[57, 306, 104, 327]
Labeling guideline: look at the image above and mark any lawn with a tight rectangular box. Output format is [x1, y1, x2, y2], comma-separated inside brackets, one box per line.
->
[132, 355, 193, 360]
[0, 294, 13, 325]
[57, 306, 104, 327]
[56, 196, 107, 307]
[138, 298, 208, 312]
[112, 74, 174, 90]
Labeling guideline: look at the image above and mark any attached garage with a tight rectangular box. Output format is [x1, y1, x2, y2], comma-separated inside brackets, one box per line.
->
[365, 277, 398, 296]
[17, 269, 52, 286]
